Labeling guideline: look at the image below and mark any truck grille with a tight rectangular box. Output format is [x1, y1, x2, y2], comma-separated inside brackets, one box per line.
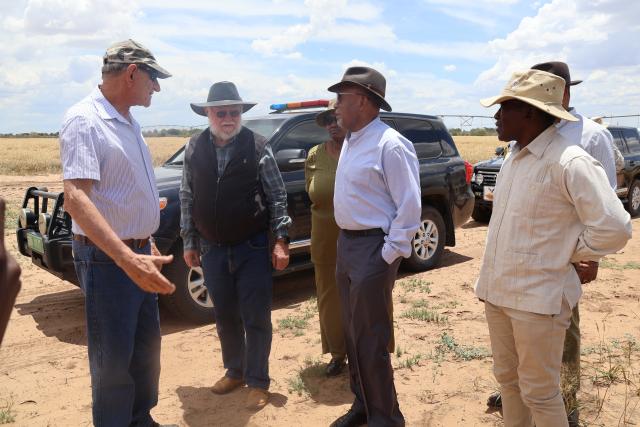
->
[477, 170, 498, 186]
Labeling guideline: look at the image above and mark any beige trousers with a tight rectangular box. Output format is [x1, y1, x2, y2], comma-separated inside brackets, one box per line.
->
[485, 299, 572, 427]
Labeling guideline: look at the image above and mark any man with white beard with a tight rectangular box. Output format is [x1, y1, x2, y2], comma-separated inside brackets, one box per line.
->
[179, 81, 291, 410]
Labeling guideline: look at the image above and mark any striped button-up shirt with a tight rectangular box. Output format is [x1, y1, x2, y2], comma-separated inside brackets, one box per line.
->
[59, 87, 160, 239]
[474, 125, 632, 315]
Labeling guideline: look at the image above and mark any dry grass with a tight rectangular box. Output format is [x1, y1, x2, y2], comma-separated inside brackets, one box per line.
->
[453, 135, 502, 164]
[0, 137, 187, 176]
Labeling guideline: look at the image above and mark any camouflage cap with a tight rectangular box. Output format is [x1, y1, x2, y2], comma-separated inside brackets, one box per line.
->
[103, 39, 172, 79]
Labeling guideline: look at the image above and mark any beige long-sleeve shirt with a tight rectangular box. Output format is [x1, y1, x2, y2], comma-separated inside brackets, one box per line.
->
[475, 125, 632, 315]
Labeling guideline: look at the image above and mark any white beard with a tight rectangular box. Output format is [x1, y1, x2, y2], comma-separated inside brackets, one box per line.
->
[209, 117, 242, 142]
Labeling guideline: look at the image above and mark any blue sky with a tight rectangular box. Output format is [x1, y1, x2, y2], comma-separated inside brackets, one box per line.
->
[1, 0, 639, 133]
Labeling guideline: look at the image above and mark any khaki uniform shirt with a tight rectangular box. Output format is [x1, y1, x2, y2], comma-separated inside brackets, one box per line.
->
[475, 125, 632, 315]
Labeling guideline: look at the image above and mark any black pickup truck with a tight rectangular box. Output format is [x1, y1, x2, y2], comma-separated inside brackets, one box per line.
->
[470, 125, 640, 222]
[16, 108, 474, 323]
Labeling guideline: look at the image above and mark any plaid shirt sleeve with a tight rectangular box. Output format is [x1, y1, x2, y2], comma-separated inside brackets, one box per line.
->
[179, 139, 199, 251]
[258, 142, 292, 239]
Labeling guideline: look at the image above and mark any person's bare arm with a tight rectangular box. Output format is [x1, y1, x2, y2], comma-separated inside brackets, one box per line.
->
[64, 179, 175, 294]
[0, 198, 22, 345]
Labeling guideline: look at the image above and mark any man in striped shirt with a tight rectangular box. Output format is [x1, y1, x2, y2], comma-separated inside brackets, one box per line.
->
[59, 40, 175, 427]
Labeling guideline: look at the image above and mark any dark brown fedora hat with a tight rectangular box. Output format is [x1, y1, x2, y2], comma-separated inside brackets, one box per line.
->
[531, 61, 582, 86]
[190, 81, 257, 116]
[327, 66, 391, 111]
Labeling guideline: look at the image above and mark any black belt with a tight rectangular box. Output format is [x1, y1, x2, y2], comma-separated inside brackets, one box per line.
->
[73, 234, 150, 249]
[341, 228, 385, 237]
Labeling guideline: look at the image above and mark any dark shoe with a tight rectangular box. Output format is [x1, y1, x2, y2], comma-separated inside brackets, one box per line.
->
[568, 408, 579, 427]
[326, 357, 346, 377]
[487, 391, 502, 409]
[329, 408, 367, 427]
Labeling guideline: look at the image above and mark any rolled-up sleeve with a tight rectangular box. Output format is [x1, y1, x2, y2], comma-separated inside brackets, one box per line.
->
[563, 155, 632, 262]
[381, 143, 422, 264]
[59, 116, 101, 181]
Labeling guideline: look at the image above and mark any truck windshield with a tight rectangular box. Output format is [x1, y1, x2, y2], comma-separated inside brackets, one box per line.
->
[164, 117, 287, 166]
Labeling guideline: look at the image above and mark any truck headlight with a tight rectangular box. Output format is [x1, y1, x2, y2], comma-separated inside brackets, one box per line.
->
[475, 173, 484, 185]
[19, 208, 36, 228]
[38, 213, 51, 235]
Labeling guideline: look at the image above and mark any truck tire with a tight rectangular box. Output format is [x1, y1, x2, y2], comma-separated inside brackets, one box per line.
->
[471, 203, 492, 223]
[628, 179, 640, 217]
[159, 244, 215, 324]
[403, 206, 446, 272]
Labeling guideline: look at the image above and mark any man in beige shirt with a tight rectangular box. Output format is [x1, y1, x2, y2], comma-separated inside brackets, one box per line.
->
[475, 69, 632, 427]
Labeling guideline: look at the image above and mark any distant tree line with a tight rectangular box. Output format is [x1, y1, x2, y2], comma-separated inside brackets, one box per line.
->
[449, 127, 497, 136]
[0, 132, 59, 138]
[142, 128, 203, 137]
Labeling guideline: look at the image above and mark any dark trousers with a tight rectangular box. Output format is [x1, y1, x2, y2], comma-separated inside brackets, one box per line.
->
[200, 231, 273, 389]
[336, 231, 405, 427]
[72, 241, 161, 427]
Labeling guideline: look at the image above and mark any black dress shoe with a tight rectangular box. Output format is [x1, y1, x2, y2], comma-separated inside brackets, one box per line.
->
[325, 358, 346, 377]
[486, 391, 502, 409]
[329, 408, 367, 427]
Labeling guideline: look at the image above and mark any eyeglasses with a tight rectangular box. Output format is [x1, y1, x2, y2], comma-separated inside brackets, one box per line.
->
[215, 110, 241, 118]
[137, 64, 159, 82]
[336, 92, 366, 103]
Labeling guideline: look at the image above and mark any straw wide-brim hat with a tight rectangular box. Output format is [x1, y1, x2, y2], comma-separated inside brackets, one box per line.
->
[190, 81, 256, 116]
[315, 99, 337, 126]
[480, 69, 578, 122]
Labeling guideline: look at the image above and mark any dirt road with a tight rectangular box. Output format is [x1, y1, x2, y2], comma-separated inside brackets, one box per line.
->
[1, 178, 639, 425]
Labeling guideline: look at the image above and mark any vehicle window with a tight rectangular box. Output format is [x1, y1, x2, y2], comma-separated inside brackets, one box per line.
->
[274, 120, 329, 171]
[244, 118, 287, 140]
[396, 119, 443, 159]
[611, 130, 628, 154]
[623, 128, 640, 153]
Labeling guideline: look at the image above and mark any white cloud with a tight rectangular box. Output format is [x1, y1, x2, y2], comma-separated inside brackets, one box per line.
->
[444, 64, 457, 72]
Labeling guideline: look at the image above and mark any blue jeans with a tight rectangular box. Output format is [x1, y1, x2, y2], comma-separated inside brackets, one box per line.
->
[72, 241, 161, 427]
[200, 231, 273, 389]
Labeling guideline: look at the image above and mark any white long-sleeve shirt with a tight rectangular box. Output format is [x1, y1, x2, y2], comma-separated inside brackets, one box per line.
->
[334, 117, 422, 264]
[556, 107, 617, 189]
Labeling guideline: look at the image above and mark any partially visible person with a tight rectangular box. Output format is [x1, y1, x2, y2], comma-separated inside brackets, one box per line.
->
[593, 116, 625, 173]
[0, 198, 21, 346]
[305, 100, 348, 377]
[180, 81, 291, 410]
[60, 39, 176, 427]
[476, 69, 632, 427]
[328, 66, 421, 427]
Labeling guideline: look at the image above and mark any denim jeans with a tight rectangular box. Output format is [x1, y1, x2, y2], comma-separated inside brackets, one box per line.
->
[72, 240, 161, 427]
[200, 231, 273, 389]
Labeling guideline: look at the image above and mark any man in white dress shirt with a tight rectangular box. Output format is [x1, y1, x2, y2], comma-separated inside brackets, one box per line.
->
[476, 69, 632, 427]
[328, 66, 421, 427]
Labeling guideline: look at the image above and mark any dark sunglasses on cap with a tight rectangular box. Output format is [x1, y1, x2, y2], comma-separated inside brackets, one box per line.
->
[215, 110, 241, 118]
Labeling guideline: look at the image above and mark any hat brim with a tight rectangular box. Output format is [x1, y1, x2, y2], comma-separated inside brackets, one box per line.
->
[327, 81, 392, 112]
[569, 79, 582, 86]
[480, 95, 578, 122]
[315, 108, 336, 126]
[190, 101, 257, 117]
[146, 62, 172, 79]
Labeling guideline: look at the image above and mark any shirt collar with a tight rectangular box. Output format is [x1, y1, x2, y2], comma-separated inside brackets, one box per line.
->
[346, 116, 380, 144]
[519, 125, 557, 160]
[91, 86, 136, 127]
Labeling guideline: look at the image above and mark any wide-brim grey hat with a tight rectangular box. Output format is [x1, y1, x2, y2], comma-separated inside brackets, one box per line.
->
[327, 66, 391, 112]
[190, 81, 256, 116]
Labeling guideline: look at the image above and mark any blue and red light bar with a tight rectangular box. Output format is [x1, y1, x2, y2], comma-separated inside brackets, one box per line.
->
[270, 99, 330, 112]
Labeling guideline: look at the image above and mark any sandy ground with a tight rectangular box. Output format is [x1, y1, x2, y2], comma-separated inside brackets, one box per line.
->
[1, 175, 640, 426]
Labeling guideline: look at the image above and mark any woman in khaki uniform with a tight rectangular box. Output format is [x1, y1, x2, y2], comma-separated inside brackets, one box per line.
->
[305, 100, 347, 376]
